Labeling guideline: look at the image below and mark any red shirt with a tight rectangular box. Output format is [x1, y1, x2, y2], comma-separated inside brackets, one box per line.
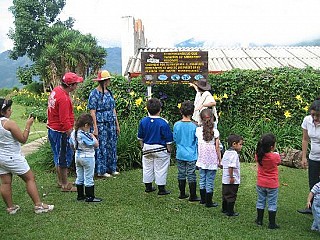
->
[47, 86, 74, 132]
[256, 152, 281, 188]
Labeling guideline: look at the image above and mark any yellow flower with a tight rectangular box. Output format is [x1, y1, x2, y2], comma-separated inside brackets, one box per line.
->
[76, 105, 84, 111]
[213, 94, 221, 101]
[177, 103, 181, 109]
[222, 93, 228, 99]
[303, 105, 309, 112]
[129, 91, 135, 97]
[275, 101, 281, 106]
[284, 110, 291, 118]
[295, 95, 303, 102]
[135, 97, 143, 106]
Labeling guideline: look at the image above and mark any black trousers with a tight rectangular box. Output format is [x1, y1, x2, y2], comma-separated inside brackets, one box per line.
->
[222, 184, 239, 203]
[308, 159, 320, 190]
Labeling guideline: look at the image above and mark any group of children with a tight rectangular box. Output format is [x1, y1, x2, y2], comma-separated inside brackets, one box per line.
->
[137, 98, 283, 229]
[70, 97, 319, 231]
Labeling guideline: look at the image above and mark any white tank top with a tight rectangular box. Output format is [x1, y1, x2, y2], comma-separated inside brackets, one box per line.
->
[0, 117, 21, 157]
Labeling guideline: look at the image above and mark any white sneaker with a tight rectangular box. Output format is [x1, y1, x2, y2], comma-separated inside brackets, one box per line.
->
[34, 203, 54, 214]
[7, 205, 20, 215]
[112, 171, 120, 176]
[98, 173, 112, 178]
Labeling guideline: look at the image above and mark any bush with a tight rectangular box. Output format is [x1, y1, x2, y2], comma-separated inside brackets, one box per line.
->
[13, 67, 320, 168]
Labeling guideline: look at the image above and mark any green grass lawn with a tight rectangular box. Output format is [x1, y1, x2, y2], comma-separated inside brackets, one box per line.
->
[0, 159, 318, 240]
[10, 103, 47, 143]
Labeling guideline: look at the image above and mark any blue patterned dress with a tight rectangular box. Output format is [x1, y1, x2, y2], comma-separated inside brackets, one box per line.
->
[88, 88, 117, 174]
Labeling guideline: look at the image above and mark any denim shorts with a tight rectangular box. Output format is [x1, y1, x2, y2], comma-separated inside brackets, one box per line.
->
[48, 128, 73, 167]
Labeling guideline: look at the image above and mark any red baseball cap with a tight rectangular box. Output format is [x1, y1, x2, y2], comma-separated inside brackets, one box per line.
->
[62, 72, 83, 85]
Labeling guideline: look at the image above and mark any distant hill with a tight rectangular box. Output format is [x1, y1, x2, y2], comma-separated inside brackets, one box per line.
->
[0, 47, 122, 89]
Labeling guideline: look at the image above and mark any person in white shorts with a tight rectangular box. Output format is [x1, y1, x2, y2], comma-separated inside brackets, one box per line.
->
[0, 98, 54, 214]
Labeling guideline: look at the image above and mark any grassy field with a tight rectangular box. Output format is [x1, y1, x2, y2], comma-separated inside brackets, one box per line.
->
[0, 156, 318, 240]
[10, 103, 47, 143]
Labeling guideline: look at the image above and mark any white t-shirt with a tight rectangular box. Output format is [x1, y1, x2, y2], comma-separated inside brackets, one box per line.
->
[221, 149, 240, 184]
[302, 115, 320, 161]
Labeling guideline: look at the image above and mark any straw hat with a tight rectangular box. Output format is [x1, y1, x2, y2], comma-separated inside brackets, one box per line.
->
[93, 70, 113, 81]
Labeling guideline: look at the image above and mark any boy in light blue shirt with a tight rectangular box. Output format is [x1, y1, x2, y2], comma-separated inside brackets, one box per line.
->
[173, 100, 200, 202]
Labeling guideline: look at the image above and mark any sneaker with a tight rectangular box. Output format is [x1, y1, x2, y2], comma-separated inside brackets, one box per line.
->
[34, 203, 54, 214]
[112, 171, 120, 176]
[97, 173, 112, 178]
[7, 205, 20, 215]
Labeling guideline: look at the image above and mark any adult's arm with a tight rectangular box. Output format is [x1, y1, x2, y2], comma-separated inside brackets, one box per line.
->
[114, 109, 120, 135]
[301, 128, 309, 169]
[90, 109, 98, 137]
[5, 117, 34, 144]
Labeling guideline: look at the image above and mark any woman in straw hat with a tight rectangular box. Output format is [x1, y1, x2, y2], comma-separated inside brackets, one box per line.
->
[88, 70, 120, 178]
[189, 79, 218, 127]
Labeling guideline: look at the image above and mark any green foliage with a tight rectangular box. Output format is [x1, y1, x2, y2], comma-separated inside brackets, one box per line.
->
[24, 81, 43, 94]
[10, 67, 320, 166]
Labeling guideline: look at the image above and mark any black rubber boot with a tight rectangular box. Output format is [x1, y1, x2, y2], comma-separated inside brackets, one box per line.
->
[178, 180, 189, 199]
[205, 192, 218, 208]
[226, 202, 239, 216]
[256, 208, 264, 226]
[268, 211, 280, 229]
[145, 183, 156, 193]
[76, 184, 85, 201]
[158, 185, 171, 195]
[85, 185, 102, 202]
[222, 200, 227, 213]
[188, 182, 200, 202]
[199, 189, 206, 204]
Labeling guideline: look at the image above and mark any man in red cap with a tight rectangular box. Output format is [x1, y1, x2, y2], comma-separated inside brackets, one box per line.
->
[47, 72, 83, 192]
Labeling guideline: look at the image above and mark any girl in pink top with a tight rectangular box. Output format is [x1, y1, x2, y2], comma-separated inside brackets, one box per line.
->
[255, 133, 281, 229]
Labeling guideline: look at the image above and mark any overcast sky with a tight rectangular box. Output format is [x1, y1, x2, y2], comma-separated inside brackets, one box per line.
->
[1, 0, 320, 53]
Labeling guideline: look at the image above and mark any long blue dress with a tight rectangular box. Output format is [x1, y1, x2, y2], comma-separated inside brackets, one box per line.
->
[88, 88, 117, 174]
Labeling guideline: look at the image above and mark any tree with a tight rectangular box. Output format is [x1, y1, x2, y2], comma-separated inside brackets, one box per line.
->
[8, 0, 107, 90]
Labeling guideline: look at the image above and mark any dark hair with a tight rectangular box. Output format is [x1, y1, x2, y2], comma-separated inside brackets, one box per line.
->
[147, 98, 161, 115]
[180, 100, 194, 117]
[74, 113, 93, 150]
[309, 98, 320, 112]
[0, 98, 13, 117]
[256, 133, 276, 166]
[227, 134, 243, 148]
[200, 108, 215, 142]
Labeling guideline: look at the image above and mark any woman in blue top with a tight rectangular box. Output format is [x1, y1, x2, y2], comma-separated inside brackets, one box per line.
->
[88, 70, 120, 178]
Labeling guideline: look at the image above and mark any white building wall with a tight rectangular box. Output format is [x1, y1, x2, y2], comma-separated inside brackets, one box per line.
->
[121, 16, 135, 76]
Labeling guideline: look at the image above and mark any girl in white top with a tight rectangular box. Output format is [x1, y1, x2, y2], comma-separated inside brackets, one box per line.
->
[189, 79, 218, 127]
[0, 98, 54, 214]
[196, 109, 221, 207]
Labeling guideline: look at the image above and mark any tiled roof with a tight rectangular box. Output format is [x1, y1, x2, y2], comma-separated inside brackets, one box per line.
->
[125, 46, 320, 77]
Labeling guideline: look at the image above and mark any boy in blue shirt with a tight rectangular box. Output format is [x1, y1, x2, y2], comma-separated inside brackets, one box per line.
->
[138, 98, 173, 195]
[173, 100, 200, 202]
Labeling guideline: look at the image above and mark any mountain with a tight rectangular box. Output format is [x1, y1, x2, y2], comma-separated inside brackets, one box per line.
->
[0, 47, 122, 89]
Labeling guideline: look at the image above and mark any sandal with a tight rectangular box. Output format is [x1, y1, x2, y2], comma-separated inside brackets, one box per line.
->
[61, 182, 77, 192]
[7, 205, 20, 215]
[34, 203, 54, 214]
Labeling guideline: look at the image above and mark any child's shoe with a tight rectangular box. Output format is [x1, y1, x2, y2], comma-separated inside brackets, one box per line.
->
[34, 203, 54, 214]
[7, 205, 20, 215]
[145, 183, 156, 193]
[158, 185, 171, 195]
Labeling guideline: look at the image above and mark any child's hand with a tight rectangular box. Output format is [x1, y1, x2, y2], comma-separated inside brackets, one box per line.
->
[307, 201, 312, 209]
[230, 177, 235, 184]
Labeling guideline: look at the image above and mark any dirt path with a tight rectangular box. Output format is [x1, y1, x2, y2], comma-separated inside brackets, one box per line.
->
[21, 136, 47, 156]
